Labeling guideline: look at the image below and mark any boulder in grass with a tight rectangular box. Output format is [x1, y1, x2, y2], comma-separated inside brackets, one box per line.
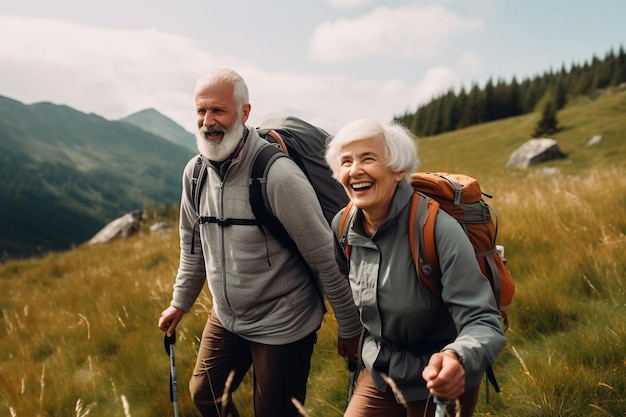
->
[89, 210, 143, 244]
[505, 138, 566, 169]
[587, 135, 603, 146]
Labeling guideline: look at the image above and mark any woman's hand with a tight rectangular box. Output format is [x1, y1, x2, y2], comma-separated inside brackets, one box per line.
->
[422, 350, 466, 401]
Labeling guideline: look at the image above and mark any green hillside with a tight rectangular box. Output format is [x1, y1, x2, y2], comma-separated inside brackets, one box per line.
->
[0, 89, 625, 416]
[415, 88, 626, 176]
[0, 96, 195, 259]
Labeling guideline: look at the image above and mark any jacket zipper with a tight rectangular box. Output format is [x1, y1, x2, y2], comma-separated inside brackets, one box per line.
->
[218, 162, 237, 325]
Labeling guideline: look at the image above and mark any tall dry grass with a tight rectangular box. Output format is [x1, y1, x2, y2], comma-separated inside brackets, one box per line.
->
[0, 213, 354, 416]
[477, 165, 626, 416]
[1, 168, 623, 416]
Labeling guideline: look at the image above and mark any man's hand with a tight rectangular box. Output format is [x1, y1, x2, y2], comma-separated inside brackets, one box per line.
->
[338, 334, 361, 367]
[422, 350, 466, 401]
[158, 306, 185, 336]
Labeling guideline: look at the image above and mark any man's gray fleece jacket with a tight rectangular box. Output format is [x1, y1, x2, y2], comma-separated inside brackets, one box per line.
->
[171, 127, 362, 345]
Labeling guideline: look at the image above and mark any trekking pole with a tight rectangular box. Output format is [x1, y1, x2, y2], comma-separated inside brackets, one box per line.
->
[345, 360, 357, 409]
[433, 396, 447, 417]
[164, 331, 180, 417]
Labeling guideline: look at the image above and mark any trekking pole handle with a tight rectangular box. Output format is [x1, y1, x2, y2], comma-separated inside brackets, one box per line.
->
[434, 396, 448, 417]
[164, 330, 176, 354]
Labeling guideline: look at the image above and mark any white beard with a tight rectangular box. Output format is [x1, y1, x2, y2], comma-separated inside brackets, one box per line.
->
[196, 121, 245, 161]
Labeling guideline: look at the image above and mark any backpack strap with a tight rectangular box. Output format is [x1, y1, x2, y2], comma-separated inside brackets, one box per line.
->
[486, 364, 501, 393]
[338, 201, 357, 258]
[409, 192, 442, 298]
[190, 156, 206, 254]
[249, 143, 298, 253]
[192, 155, 207, 216]
[265, 129, 289, 156]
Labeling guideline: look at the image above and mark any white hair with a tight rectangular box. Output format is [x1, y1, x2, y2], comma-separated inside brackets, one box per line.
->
[194, 68, 249, 108]
[325, 119, 419, 181]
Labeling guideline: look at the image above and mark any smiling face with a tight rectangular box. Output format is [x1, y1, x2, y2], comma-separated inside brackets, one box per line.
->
[338, 135, 405, 225]
[194, 80, 250, 161]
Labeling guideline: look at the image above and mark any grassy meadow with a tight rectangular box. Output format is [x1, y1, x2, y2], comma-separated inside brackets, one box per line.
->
[1, 89, 625, 416]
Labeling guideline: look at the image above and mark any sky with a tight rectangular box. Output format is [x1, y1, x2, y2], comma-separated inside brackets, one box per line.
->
[1, 0, 625, 134]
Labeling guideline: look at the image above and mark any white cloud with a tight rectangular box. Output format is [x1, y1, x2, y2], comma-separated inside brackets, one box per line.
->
[243, 66, 460, 133]
[241, 69, 404, 132]
[308, 5, 483, 63]
[410, 66, 461, 107]
[324, 0, 371, 10]
[0, 14, 458, 135]
[0, 15, 236, 131]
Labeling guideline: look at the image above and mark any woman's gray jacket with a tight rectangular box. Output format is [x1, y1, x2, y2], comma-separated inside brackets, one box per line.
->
[170, 127, 361, 345]
[331, 180, 506, 402]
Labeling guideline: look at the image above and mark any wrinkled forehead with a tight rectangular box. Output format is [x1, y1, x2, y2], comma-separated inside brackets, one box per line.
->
[339, 135, 387, 156]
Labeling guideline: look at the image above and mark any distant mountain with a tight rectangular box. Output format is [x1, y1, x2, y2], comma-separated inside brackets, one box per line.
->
[0, 95, 195, 260]
[120, 108, 197, 152]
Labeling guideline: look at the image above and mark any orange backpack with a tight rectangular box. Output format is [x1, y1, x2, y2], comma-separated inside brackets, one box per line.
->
[338, 172, 515, 322]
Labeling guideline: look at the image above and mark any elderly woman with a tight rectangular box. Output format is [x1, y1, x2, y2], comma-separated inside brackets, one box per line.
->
[325, 119, 505, 417]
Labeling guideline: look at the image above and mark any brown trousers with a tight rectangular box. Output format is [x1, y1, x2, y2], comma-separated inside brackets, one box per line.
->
[189, 314, 317, 417]
[345, 369, 480, 417]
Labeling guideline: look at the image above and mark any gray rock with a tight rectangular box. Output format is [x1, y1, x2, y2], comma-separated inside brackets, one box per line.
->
[88, 210, 143, 244]
[587, 135, 603, 146]
[506, 138, 566, 169]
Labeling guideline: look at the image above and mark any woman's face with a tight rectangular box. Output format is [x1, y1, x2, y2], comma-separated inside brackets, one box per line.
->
[338, 136, 405, 215]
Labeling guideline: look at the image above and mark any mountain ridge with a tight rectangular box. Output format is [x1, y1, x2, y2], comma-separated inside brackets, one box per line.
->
[0, 95, 195, 260]
[120, 108, 197, 151]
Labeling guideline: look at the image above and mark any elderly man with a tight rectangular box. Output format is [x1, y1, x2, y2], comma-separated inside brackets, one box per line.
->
[158, 68, 361, 417]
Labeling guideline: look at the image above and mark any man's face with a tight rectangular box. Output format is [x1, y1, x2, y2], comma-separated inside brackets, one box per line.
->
[194, 82, 250, 161]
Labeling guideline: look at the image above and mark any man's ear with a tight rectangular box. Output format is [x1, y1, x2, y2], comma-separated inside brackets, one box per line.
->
[241, 103, 251, 123]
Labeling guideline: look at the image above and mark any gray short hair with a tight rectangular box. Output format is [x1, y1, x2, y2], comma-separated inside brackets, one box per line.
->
[325, 119, 419, 181]
[194, 68, 249, 108]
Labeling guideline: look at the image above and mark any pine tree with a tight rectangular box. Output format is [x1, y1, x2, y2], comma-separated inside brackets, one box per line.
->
[532, 96, 559, 137]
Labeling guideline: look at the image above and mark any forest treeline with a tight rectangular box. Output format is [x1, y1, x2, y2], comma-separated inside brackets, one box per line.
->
[395, 45, 626, 137]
